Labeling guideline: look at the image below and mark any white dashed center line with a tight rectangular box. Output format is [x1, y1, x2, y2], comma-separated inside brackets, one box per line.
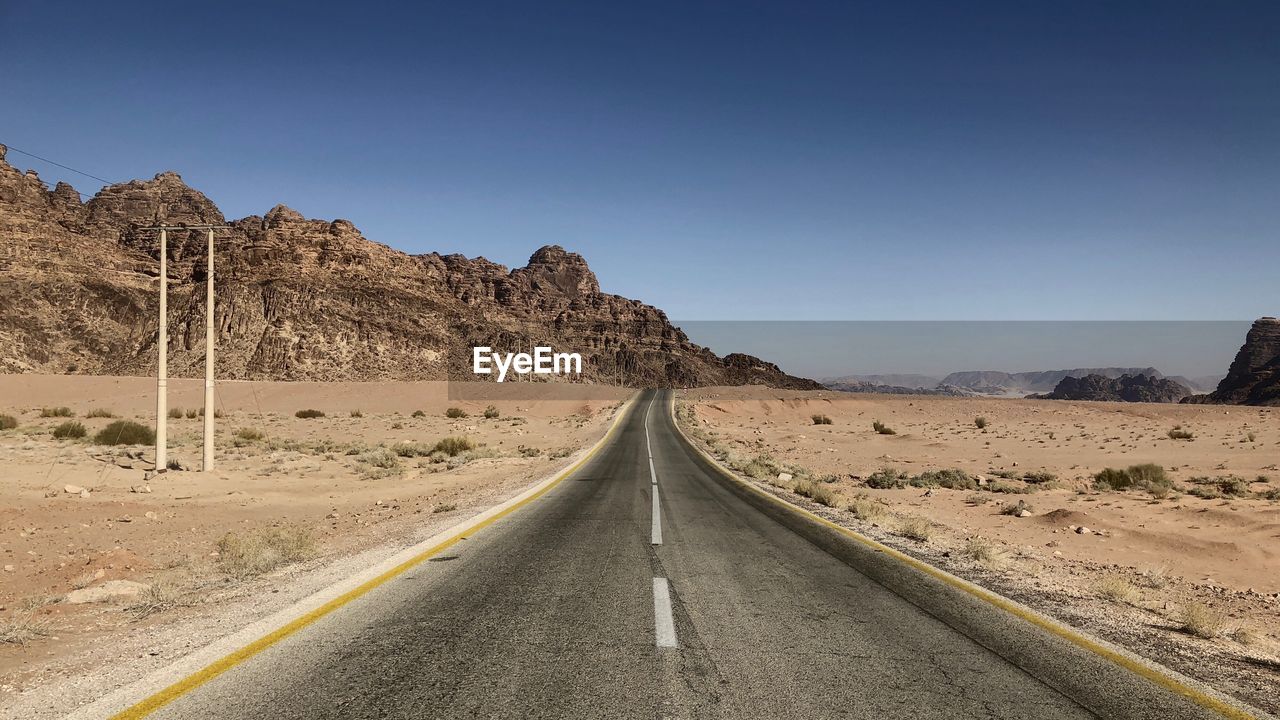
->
[652, 577, 677, 648]
[646, 394, 661, 544]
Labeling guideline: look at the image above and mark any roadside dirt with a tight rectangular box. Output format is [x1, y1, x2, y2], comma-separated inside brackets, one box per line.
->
[678, 387, 1280, 716]
[0, 375, 629, 718]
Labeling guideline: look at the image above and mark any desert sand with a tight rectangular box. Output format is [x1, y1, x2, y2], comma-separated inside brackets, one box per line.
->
[678, 386, 1280, 712]
[0, 374, 628, 709]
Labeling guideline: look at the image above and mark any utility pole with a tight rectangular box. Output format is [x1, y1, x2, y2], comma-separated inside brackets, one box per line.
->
[203, 228, 216, 471]
[156, 228, 168, 471]
[141, 224, 229, 473]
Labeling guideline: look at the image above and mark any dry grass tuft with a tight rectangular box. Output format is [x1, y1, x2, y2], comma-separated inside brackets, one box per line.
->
[126, 578, 191, 619]
[216, 525, 316, 579]
[234, 427, 265, 442]
[1094, 575, 1139, 604]
[0, 612, 51, 645]
[962, 536, 1005, 567]
[794, 479, 840, 507]
[894, 515, 932, 542]
[1179, 601, 1226, 639]
[845, 493, 886, 520]
[433, 436, 475, 456]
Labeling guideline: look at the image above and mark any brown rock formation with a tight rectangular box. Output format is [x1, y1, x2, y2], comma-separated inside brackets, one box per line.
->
[1183, 318, 1280, 406]
[1030, 373, 1192, 403]
[0, 147, 817, 389]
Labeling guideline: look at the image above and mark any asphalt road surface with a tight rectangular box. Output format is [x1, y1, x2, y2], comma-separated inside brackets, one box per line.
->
[151, 389, 1101, 719]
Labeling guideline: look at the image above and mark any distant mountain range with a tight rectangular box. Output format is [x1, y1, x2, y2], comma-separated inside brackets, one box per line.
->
[820, 374, 942, 389]
[824, 367, 1224, 397]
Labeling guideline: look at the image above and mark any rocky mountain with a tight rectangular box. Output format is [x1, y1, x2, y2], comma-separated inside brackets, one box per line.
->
[824, 380, 971, 397]
[1029, 373, 1193, 403]
[940, 367, 1170, 396]
[1183, 318, 1280, 406]
[821, 373, 941, 389]
[0, 146, 817, 389]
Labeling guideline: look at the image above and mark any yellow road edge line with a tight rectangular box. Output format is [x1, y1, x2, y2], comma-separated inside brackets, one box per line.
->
[667, 393, 1261, 720]
[111, 393, 640, 720]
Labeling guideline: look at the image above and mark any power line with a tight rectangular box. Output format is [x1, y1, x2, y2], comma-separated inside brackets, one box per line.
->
[2, 143, 115, 186]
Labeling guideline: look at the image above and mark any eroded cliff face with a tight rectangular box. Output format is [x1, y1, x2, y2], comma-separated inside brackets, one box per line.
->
[0, 146, 817, 389]
[1185, 318, 1280, 407]
[1032, 373, 1192, 403]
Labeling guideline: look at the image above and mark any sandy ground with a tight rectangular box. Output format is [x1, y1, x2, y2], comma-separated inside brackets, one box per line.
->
[678, 386, 1280, 714]
[0, 375, 629, 716]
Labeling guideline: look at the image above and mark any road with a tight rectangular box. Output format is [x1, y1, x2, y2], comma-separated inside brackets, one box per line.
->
[148, 389, 1101, 719]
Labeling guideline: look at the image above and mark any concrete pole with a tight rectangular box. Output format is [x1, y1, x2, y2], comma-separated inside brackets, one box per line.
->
[203, 228, 215, 471]
[155, 228, 168, 471]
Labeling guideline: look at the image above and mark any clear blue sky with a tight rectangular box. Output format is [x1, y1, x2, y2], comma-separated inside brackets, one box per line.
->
[3, 1, 1277, 322]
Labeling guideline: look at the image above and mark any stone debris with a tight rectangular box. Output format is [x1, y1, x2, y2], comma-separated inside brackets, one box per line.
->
[64, 579, 150, 605]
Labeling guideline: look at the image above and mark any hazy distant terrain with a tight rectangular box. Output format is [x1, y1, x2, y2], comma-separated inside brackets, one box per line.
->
[824, 367, 1224, 397]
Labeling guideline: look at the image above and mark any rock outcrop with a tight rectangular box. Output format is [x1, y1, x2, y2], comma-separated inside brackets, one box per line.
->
[1030, 373, 1192, 403]
[824, 380, 973, 396]
[941, 367, 1171, 396]
[0, 146, 817, 389]
[1182, 318, 1280, 406]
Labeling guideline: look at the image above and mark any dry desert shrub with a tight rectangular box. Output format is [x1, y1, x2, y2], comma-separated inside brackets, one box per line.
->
[1167, 426, 1194, 440]
[85, 408, 115, 418]
[445, 407, 467, 419]
[999, 499, 1033, 516]
[909, 468, 977, 490]
[811, 413, 832, 425]
[295, 409, 325, 419]
[433, 436, 475, 456]
[1093, 464, 1171, 496]
[974, 416, 988, 429]
[126, 578, 192, 619]
[234, 427, 265, 444]
[483, 405, 500, 419]
[894, 515, 932, 542]
[0, 414, 17, 430]
[0, 612, 51, 645]
[1179, 602, 1226, 639]
[52, 421, 86, 439]
[962, 536, 1004, 567]
[40, 407, 73, 418]
[216, 525, 315, 579]
[392, 441, 433, 457]
[865, 467, 907, 489]
[872, 420, 896, 435]
[794, 479, 839, 507]
[358, 447, 401, 469]
[94, 420, 155, 445]
[1094, 575, 1140, 604]
[845, 493, 886, 520]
